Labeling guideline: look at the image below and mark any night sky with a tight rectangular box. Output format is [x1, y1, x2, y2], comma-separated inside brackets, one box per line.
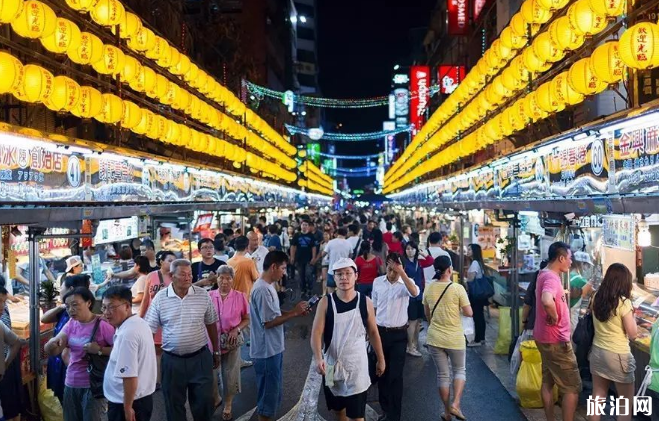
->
[316, 0, 437, 189]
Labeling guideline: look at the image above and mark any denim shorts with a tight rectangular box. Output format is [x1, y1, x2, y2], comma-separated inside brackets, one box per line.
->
[254, 352, 283, 418]
[326, 273, 336, 288]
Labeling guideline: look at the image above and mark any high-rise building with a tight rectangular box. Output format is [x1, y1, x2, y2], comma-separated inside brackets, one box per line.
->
[292, 0, 320, 94]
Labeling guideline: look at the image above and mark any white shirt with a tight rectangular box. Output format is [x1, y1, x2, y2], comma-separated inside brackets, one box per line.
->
[347, 236, 360, 252]
[144, 285, 218, 355]
[424, 246, 452, 284]
[103, 316, 157, 404]
[131, 275, 147, 314]
[371, 275, 419, 327]
[282, 231, 291, 249]
[468, 261, 484, 278]
[246, 245, 270, 274]
[325, 238, 353, 275]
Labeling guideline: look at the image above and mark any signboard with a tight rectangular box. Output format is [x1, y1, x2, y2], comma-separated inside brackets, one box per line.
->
[602, 215, 635, 251]
[546, 137, 609, 196]
[307, 143, 321, 166]
[438, 66, 466, 94]
[394, 88, 409, 128]
[474, 0, 487, 21]
[89, 156, 146, 201]
[448, 0, 469, 35]
[495, 153, 547, 198]
[611, 124, 659, 194]
[472, 167, 496, 200]
[193, 213, 214, 233]
[93, 217, 139, 245]
[410, 66, 430, 132]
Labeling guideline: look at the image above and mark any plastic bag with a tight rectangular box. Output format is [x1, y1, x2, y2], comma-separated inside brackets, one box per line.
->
[462, 316, 475, 343]
[38, 377, 63, 421]
[494, 307, 523, 355]
[516, 340, 558, 408]
[510, 329, 534, 384]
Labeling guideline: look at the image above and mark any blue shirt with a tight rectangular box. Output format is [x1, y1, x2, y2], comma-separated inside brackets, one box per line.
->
[266, 235, 282, 251]
[403, 258, 425, 302]
[249, 279, 284, 359]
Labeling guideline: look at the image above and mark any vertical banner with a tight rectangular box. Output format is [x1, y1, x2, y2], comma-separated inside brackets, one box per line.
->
[448, 0, 469, 35]
[410, 66, 430, 133]
[438, 65, 466, 94]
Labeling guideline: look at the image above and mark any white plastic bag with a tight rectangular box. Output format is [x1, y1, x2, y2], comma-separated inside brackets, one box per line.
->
[462, 316, 475, 343]
[510, 329, 534, 384]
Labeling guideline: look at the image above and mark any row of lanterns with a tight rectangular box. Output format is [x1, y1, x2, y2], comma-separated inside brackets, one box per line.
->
[384, 21, 659, 194]
[385, 0, 628, 188]
[0, 0, 295, 158]
[299, 160, 334, 195]
[0, 50, 297, 182]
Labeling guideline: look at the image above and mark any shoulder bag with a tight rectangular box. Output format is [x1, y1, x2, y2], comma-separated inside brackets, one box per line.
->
[431, 283, 452, 318]
[86, 318, 109, 398]
[573, 294, 595, 353]
[467, 264, 494, 301]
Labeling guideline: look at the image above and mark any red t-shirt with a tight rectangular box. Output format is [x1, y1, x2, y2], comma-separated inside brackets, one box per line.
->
[388, 241, 403, 255]
[355, 256, 382, 285]
[383, 232, 393, 247]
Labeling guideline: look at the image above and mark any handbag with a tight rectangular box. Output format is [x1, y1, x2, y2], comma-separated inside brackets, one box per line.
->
[86, 318, 109, 399]
[467, 275, 495, 301]
[215, 292, 245, 352]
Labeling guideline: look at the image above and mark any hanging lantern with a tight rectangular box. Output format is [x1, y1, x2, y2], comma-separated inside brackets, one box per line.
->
[179, 125, 191, 147]
[193, 70, 209, 91]
[568, 0, 607, 36]
[590, 41, 625, 84]
[0, 0, 22, 23]
[485, 49, 504, 71]
[72, 86, 102, 118]
[11, 1, 56, 39]
[533, 32, 566, 63]
[163, 121, 180, 145]
[521, 0, 552, 24]
[90, 0, 124, 27]
[510, 13, 527, 37]
[95, 93, 123, 123]
[511, 99, 530, 130]
[500, 27, 527, 50]
[120, 101, 142, 129]
[111, 11, 142, 39]
[491, 77, 512, 99]
[145, 36, 168, 60]
[568, 58, 607, 95]
[156, 43, 174, 68]
[0, 51, 23, 94]
[13, 64, 53, 103]
[146, 115, 165, 140]
[68, 32, 103, 65]
[172, 53, 191, 76]
[587, 0, 626, 18]
[162, 82, 179, 106]
[174, 89, 190, 111]
[120, 55, 142, 85]
[41, 18, 82, 54]
[127, 27, 155, 52]
[43, 76, 80, 112]
[493, 39, 512, 62]
[523, 92, 548, 121]
[549, 17, 585, 51]
[551, 71, 584, 106]
[536, 81, 565, 113]
[536, 0, 569, 10]
[523, 48, 551, 73]
[132, 109, 154, 135]
[501, 67, 521, 91]
[619, 22, 659, 70]
[129, 66, 156, 93]
[146, 74, 169, 100]
[65, 0, 98, 11]
[167, 48, 181, 71]
[184, 63, 199, 84]
[91, 44, 125, 75]
[510, 56, 531, 82]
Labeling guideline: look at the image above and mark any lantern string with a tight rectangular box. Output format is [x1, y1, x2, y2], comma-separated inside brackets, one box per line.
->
[285, 124, 413, 141]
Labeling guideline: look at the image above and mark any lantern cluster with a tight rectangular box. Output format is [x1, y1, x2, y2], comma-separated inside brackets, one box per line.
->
[0, 50, 296, 182]
[298, 160, 334, 195]
[384, 0, 628, 193]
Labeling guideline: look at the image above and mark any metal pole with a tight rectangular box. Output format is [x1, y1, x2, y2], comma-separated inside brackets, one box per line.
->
[188, 212, 194, 260]
[510, 214, 520, 341]
[27, 227, 44, 415]
[458, 213, 465, 284]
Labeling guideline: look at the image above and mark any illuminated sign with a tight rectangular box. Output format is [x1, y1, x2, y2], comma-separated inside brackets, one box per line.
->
[94, 217, 139, 245]
[438, 65, 466, 94]
[410, 66, 430, 132]
[394, 88, 409, 128]
[448, 0, 469, 35]
[393, 74, 409, 85]
[474, 0, 487, 21]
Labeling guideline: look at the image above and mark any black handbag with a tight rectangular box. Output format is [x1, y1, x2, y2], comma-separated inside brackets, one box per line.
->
[573, 295, 595, 354]
[86, 318, 109, 398]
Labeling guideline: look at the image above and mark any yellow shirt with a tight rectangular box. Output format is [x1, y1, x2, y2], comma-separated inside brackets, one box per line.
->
[592, 296, 634, 354]
[422, 281, 470, 350]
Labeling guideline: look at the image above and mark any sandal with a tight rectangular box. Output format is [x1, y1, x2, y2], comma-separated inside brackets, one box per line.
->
[222, 410, 233, 421]
[450, 407, 466, 420]
[441, 414, 452, 421]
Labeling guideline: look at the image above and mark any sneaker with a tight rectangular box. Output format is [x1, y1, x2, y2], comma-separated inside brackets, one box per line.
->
[467, 341, 482, 347]
[407, 348, 422, 357]
[241, 359, 254, 368]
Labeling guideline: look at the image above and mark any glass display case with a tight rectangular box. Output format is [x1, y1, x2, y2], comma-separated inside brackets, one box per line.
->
[632, 283, 659, 352]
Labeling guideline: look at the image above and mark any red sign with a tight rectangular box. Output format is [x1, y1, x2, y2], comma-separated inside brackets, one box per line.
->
[410, 66, 430, 133]
[438, 65, 466, 94]
[193, 213, 214, 233]
[473, 0, 487, 21]
[448, 0, 469, 35]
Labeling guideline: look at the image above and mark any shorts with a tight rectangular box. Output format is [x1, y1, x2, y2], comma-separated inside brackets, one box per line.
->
[536, 341, 582, 394]
[327, 273, 336, 288]
[323, 385, 367, 419]
[254, 353, 283, 418]
[589, 345, 635, 384]
[407, 300, 424, 320]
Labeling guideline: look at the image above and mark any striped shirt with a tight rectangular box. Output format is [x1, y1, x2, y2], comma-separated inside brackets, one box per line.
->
[144, 284, 218, 355]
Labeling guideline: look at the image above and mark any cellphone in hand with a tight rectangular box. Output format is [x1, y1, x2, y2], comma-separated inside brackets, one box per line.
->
[307, 295, 320, 308]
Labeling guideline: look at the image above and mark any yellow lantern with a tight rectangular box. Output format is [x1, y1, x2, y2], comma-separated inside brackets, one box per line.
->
[193, 71, 209, 92]
[172, 54, 191, 76]
[145, 115, 163, 140]
[501, 67, 522, 91]
[533, 32, 566, 63]
[11, 1, 56, 39]
[619, 22, 659, 70]
[146, 74, 169, 100]
[536, 81, 564, 113]
[156, 44, 174, 68]
[65, 0, 98, 11]
[179, 125, 191, 147]
[549, 17, 584, 51]
[174, 89, 190, 111]
[120, 101, 142, 129]
[129, 66, 156, 93]
[492, 39, 512, 62]
[127, 27, 155, 52]
[145, 36, 168, 60]
[44, 76, 80, 112]
[112, 12, 142, 39]
[68, 32, 103, 65]
[184, 63, 199, 84]
[0, 51, 24, 94]
[120, 55, 142, 85]
[523, 48, 551, 73]
[485, 50, 504, 71]
[186, 96, 200, 118]
[0, 0, 23, 23]
[510, 56, 530, 82]
[536, 0, 569, 10]
[40, 18, 82, 54]
[132, 110, 154, 135]
[95, 93, 123, 123]
[72, 86, 102, 118]
[164, 120, 180, 144]
[162, 82, 179, 106]
[13, 64, 53, 103]
[491, 77, 511, 98]
[523, 92, 548, 121]
[167, 48, 181, 71]
[511, 99, 530, 130]
[90, 0, 124, 27]
[92, 44, 125, 75]
[568, 58, 607, 95]
[551, 71, 584, 106]
[500, 27, 526, 50]
[590, 41, 625, 84]
[588, 0, 625, 17]
[521, 0, 552, 24]
[568, 0, 607, 36]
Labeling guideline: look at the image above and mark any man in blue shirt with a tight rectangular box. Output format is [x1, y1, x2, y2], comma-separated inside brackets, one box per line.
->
[266, 225, 282, 251]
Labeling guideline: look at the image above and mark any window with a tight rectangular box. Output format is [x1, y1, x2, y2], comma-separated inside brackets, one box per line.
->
[298, 73, 317, 87]
[297, 26, 315, 41]
[297, 49, 316, 63]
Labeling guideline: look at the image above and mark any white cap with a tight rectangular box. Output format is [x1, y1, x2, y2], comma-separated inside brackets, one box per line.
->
[573, 251, 593, 265]
[65, 255, 83, 273]
[332, 258, 357, 272]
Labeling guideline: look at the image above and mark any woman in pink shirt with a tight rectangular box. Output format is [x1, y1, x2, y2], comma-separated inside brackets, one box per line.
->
[209, 265, 250, 421]
[44, 287, 114, 421]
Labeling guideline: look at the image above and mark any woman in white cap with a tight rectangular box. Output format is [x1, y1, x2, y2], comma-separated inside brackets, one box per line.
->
[311, 257, 385, 421]
[57, 255, 84, 289]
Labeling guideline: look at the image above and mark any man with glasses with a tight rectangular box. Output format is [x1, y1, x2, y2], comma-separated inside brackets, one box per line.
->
[144, 259, 220, 421]
[102, 286, 156, 421]
[192, 238, 223, 290]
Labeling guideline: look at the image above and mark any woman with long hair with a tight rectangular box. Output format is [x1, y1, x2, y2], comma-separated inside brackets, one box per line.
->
[370, 228, 389, 274]
[466, 244, 487, 347]
[354, 240, 383, 297]
[402, 241, 434, 357]
[589, 263, 637, 421]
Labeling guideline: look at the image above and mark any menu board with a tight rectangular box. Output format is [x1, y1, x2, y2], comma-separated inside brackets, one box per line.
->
[472, 168, 496, 200]
[611, 124, 659, 194]
[602, 215, 635, 251]
[93, 216, 139, 244]
[547, 138, 609, 196]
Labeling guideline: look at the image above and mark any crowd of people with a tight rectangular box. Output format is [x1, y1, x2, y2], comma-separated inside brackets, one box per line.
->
[0, 210, 657, 421]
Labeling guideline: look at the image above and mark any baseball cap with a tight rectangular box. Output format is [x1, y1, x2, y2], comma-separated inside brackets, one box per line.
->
[332, 258, 357, 272]
[65, 255, 83, 273]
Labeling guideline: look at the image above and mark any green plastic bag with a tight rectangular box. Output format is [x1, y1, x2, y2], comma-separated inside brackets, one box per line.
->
[494, 307, 523, 355]
[516, 340, 558, 408]
[38, 377, 63, 421]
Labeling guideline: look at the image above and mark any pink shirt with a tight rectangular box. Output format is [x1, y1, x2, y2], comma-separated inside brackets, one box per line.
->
[62, 318, 114, 388]
[139, 270, 172, 345]
[533, 269, 571, 343]
[208, 290, 249, 353]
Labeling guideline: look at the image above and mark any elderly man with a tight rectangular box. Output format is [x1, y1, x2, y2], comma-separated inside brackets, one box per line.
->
[247, 230, 270, 275]
[144, 259, 220, 421]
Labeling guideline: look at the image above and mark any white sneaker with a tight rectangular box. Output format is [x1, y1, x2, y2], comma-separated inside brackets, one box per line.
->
[467, 341, 482, 347]
[407, 348, 422, 357]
